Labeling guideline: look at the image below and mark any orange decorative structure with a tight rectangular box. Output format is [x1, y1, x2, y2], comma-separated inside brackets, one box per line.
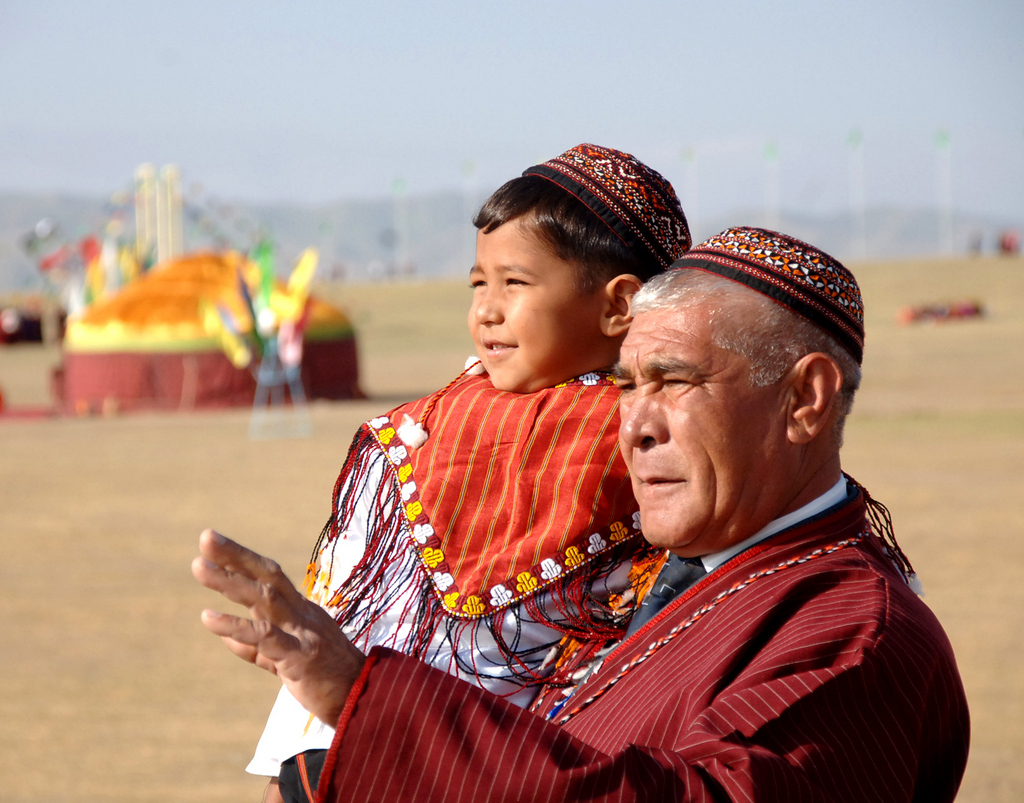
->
[54, 251, 361, 413]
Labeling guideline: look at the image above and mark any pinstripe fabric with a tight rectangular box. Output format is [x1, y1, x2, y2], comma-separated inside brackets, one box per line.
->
[389, 372, 639, 615]
[317, 493, 968, 802]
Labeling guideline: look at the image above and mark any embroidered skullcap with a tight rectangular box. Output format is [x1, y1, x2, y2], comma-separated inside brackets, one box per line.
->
[671, 227, 865, 363]
[523, 144, 691, 271]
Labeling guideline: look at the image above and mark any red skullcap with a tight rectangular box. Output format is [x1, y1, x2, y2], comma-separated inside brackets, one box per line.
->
[671, 227, 865, 364]
[523, 144, 691, 271]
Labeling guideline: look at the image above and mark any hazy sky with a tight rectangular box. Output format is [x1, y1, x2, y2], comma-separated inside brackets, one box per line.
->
[2, 0, 1022, 223]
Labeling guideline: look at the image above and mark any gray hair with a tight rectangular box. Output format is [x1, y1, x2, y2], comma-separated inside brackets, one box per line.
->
[632, 269, 862, 446]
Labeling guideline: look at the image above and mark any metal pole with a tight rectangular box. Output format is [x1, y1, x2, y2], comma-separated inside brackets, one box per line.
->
[848, 129, 867, 260]
[681, 146, 699, 240]
[935, 129, 953, 255]
[763, 141, 780, 230]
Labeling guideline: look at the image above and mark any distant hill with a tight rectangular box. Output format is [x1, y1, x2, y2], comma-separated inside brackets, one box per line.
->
[2, 190, 1020, 292]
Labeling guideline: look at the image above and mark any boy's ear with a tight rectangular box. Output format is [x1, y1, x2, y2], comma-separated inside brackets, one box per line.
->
[600, 274, 642, 338]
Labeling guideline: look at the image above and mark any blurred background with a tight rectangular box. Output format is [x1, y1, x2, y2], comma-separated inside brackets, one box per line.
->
[1, 2, 1022, 801]
[1, 0, 1022, 291]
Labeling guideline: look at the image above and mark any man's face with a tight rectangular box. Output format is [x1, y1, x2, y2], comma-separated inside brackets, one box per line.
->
[616, 303, 792, 557]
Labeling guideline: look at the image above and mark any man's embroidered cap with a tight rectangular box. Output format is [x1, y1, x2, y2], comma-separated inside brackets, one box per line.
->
[523, 143, 691, 271]
[670, 227, 865, 364]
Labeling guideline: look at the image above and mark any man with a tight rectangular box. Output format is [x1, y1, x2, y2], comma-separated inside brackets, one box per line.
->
[195, 227, 969, 802]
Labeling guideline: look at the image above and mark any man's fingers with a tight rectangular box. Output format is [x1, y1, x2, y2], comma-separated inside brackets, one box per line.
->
[192, 554, 267, 610]
[200, 609, 302, 664]
[195, 531, 306, 613]
[219, 635, 260, 664]
[201, 610, 281, 673]
[198, 529, 295, 589]
[200, 608, 257, 642]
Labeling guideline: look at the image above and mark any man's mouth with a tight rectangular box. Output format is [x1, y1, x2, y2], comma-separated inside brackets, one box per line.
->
[635, 473, 685, 488]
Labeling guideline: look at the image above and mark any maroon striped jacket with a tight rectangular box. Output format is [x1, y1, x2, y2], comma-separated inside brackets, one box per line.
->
[316, 491, 969, 802]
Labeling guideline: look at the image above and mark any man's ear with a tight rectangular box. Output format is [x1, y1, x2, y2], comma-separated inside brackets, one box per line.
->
[785, 353, 843, 445]
[600, 274, 643, 338]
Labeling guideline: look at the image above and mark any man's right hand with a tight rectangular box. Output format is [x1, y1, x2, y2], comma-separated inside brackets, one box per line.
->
[191, 529, 366, 726]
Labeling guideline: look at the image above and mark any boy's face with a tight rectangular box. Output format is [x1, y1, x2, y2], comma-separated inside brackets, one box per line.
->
[469, 220, 616, 393]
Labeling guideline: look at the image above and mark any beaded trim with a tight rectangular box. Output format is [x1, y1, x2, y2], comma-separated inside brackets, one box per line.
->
[552, 532, 866, 725]
[366, 373, 643, 620]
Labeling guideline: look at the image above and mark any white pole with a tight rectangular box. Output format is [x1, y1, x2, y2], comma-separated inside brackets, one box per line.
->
[763, 141, 780, 230]
[156, 168, 170, 265]
[848, 129, 867, 260]
[161, 164, 184, 259]
[935, 129, 953, 255]
[681, 147, 699, 240]
[392, 177, 407, 278]
[134, 164, 156, 265]
[462, 159, 477, 269]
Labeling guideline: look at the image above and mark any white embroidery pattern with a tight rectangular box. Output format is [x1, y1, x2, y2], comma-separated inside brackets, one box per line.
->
[489, 584, 514, 606]
[539, 558, 563, 580]
[412, 523, 434, 544]
[586, 532, 608, 554]
[388, 444, 409, 463]
[433, 571, 455, 591]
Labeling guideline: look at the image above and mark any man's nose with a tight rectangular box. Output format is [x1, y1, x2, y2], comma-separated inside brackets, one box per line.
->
[619, 392, 665, 451]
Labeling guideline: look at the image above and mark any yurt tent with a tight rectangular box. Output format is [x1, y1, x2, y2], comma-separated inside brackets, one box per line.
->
[55, 251, 360, 413]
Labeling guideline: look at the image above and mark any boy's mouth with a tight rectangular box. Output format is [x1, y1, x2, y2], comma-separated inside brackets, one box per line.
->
[483, 341, 515, 354]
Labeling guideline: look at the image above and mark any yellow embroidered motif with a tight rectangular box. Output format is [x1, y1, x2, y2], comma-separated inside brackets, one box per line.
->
[422, 547, 445, 568]
[301, 562, 317, 595]
[609, 521, 629, 541]
[378, 426, 396, 445]
[398, 464, 413, 482]
[444, 591, 460, 607]
[406, 501, 423, 520]
[515, 571, 538, 593]
[564, 546, 584, 567]
[462, 596, 486, 615]
[305, 568, 330, 605]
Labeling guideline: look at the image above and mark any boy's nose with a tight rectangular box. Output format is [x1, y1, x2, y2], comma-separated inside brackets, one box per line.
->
[473, 293, 503, 324]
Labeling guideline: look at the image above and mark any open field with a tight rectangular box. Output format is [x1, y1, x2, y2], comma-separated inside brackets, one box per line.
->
[1, 255, 1023, 801]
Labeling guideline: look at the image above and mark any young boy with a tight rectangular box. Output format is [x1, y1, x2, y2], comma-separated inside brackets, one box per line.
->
[249, 144, 690, 803]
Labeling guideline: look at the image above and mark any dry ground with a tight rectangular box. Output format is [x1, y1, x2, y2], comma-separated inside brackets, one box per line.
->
[1, 256, 1022, 801]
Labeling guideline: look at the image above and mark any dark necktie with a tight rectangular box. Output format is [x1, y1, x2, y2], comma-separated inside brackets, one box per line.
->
[546, 556, 709, 719]
[624, 555, 707, 639]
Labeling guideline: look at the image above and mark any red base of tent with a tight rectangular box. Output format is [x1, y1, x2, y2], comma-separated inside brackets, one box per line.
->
[54, 339, 362, 414]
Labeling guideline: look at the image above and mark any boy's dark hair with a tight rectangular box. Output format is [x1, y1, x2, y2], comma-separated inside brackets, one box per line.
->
[473, 175, 655, 295]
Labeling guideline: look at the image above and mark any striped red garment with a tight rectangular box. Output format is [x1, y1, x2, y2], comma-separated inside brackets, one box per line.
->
[388, 372, 639, 613]
[316, 491, 969, 802]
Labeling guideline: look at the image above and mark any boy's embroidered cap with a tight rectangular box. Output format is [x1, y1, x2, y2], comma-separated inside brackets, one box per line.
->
[523, 143, 691, 271]
[671, 227, 865, 363]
